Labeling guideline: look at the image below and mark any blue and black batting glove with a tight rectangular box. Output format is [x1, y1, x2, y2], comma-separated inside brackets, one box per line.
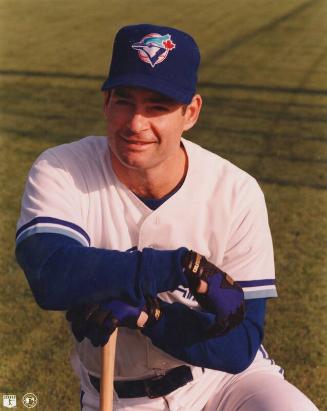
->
[182, 250, 245, 336]
[66, 297, 162, 347]
[65, 304, 104, 343]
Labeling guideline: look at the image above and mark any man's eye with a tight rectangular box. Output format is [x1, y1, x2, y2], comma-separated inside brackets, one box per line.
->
[115, 99, 131, 106]
[151, 105, 169, 112]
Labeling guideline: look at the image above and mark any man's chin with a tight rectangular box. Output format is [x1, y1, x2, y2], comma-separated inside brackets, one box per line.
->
[115, 152, 155, 171]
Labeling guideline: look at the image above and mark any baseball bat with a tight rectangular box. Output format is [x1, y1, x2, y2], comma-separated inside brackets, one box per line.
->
[100, 328, 118, 411]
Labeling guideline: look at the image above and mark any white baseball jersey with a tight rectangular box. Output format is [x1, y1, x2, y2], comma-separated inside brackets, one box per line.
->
[17, 135, 277, 379]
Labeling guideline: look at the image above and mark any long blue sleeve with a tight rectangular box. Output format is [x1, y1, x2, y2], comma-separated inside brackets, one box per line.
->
[15, 233, 188, 310]
[16, 232, 266, 374]
[142, 298, 266, 373]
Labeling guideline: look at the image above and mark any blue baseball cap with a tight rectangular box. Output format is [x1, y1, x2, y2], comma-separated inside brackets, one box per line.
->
[101, 24, 200, 104]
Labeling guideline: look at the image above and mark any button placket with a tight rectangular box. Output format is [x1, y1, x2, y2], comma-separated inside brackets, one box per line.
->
[138, 212, 160, 250]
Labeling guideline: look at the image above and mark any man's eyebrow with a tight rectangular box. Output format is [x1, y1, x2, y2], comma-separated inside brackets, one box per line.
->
[145, 96, 177, 104]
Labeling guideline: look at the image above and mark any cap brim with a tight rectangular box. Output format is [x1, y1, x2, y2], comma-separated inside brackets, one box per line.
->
[101, 73, 194, 104]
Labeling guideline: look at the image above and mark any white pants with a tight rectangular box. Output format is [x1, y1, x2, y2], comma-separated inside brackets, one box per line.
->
[76, 355, 318, 411]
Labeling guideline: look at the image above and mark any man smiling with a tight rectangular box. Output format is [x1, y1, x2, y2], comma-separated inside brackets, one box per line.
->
[16, 24, 318, 410]
[104, 86, 201, 198]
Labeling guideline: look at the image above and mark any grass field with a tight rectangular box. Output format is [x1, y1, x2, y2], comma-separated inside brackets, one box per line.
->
[0, 0, 326, 410]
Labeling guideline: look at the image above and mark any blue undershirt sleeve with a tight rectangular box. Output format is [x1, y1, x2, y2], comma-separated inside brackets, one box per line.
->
[15, 233, 188, 310]
[142, 298, 266, 374]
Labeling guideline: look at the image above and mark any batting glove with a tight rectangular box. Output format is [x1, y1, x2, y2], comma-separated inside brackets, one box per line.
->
[66, 297, 162, 347]
[182, 250, 245, 336]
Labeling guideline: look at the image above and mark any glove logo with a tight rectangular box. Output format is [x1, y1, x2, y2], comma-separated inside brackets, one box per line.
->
[132, 33, 176, 68]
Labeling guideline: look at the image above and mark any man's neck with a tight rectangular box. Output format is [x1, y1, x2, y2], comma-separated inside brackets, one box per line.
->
[110, 147, 188, 199]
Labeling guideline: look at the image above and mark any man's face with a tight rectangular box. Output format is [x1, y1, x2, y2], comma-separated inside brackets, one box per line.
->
[104, 87, 201, 172]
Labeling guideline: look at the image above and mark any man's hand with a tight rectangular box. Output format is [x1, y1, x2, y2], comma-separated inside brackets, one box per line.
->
[66, 297, 162, 347]
[182, 250, 245, 336]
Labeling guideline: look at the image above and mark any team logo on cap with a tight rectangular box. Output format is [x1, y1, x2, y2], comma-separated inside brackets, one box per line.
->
[132, 33, 176, 68]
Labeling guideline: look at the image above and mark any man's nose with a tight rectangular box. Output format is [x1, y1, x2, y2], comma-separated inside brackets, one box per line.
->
[126, 112, 148, 133]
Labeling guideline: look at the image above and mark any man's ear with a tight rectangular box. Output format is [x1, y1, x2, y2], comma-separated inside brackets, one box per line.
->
[183, 94, 202, 131]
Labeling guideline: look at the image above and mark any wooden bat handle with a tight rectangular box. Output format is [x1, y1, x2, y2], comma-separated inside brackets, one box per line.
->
[100, 329, 118, 411]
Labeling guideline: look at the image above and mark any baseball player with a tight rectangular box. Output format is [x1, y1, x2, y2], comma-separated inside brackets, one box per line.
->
[16, 24, 318, 411]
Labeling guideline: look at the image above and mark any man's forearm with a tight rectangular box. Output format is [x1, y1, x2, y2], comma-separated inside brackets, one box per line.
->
[15, 232, 188, 310]
[142, 299, 266, 374]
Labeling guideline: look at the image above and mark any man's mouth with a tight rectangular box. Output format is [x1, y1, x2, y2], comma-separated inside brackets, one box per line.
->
[126, 140, 151, 145]
[121, 136, 156, 147]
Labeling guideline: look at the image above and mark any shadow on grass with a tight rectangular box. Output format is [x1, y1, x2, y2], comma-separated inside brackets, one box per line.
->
[1, 68, 327, 95]
[204, 0, 320, 61]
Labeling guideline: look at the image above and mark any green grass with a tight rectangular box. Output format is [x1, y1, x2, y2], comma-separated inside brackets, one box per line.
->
[1, 0, 326, 409]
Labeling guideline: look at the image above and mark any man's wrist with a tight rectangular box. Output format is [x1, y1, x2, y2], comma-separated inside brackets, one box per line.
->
[136, 311, 149, 328]
[197, 280, 208, 294]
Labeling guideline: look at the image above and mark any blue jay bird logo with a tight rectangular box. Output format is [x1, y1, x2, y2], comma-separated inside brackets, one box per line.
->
[132, 33, 176, 67]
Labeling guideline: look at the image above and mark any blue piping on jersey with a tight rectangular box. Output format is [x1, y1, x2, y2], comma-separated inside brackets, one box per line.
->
[244, 289, 278, 299]
[16, 217, 91, 246]
[259, 345, 284, 375]
[16, 226, 90, 248]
